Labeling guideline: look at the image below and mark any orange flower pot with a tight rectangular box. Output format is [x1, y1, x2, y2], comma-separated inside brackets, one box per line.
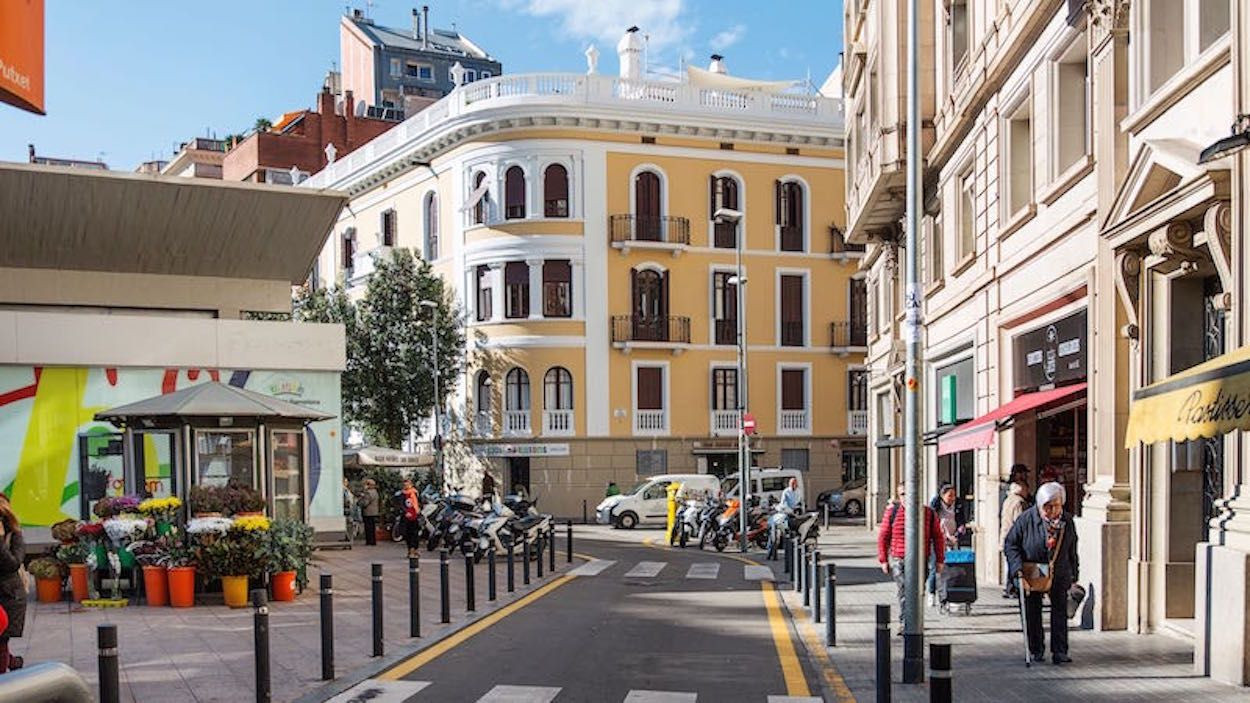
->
[143, 565, 169, 606]
[270, 570, 297, 602]
[35, 576, 62, 603]
[221, 575, 249, 608]
[167, 566, 196, 607]
[68, 563, 90, 602]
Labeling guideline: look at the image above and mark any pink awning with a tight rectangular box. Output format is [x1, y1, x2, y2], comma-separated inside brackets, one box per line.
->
[937, 382, 1087, 456]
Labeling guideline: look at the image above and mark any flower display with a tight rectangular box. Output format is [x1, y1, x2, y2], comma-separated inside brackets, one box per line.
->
[76, 522, 106, 541]
[103, 518, 149, 545]
[186, 516, 234, 535]
[51, 519, 80, 543]
[139, 496, 183, 517]
[232, 515, 271, 532]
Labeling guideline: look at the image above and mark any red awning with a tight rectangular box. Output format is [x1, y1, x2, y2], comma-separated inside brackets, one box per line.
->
[937, 382, 1087, 456]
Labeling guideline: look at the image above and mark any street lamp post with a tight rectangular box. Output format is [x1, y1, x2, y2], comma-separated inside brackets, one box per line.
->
[717, 206, 749, 553]
[419, 300, 443, 486]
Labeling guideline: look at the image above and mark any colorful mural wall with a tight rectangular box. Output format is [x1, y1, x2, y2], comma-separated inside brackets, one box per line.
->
[0, 366, 343, 527]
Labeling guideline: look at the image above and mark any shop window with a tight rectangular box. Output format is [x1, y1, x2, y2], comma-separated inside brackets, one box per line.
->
[504, 261, 529, 318]
[636, 449, 668, 476]
[1054, 39, 1089, 176]
[542, 259, 572, 317]
[270, 430, 304, 522]
[1005, 97, 1033, 216]
[504, 166, 526, 219]
[937, 450, 975, 525]
[475, 265, 492, 321]
[195, 429, 256, 489]
[543, 164, 569, 218]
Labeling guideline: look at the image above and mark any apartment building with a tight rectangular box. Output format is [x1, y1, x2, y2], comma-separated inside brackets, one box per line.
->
[305, 32, 864, 518]
[846, 0, 1250, 685]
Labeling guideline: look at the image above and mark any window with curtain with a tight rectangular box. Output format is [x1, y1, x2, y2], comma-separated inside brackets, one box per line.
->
[504, 261, 529, 318]
[505, 166, 526, 220]
[711, 368, 739, 411]
[544, 367, 574, 410]
[505, 368, 531, 410]
[542, 259, 572, 317]
[543, 164, 569, 218]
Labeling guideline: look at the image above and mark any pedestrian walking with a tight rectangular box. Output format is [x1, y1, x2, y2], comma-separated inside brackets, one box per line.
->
[927, 483, 964, 610]
[605, 481, 621, 498]
[481, 471, 497, 500]
[876, 482, 945, 629]
[1004, 481, 1079, 665]
[398, 479, 423, 556]
[1000, 479, 1030, 598]
[360, 478, 380, 546]
[0, 493, 26, 672]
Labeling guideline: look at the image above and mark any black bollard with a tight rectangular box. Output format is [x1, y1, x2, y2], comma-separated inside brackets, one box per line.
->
[98, 624, 120, 703]
[876, 604, 891, 703]
[549, 525, 557, 572]
[252, 589, 271, 703]
[319, 573, 334, 680]
[783, 537, 792, 575]
[823, 503, 830, 530]
[795, 543, 805, 594]
[929, 643, 951, 703]
[464, 553, 476, 612]
[371, 563, 383, 657]
[439, 549, 450, 624]
[408, 555, 421, 638]
[536, 533, 545, 578]
[582, 500, 588, 525]
[804, 549, 814, 608]
[826, 563, 837, 647]
[812, 551, 822, 623]
[507, 543, 516, 593]
[523, 538, 532, 585]
[488, 548, 497, 601]
[566, 520, 574, 563]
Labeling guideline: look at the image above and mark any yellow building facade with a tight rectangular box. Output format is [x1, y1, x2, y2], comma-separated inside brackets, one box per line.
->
[306, 50, 861, 517]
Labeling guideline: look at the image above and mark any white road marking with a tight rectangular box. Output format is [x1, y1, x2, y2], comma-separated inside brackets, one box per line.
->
[685, 562, 720, 579]
[767, 697, 823, 703]
[569, 559, 616, 576]
[324, 680, 430, 703]
[475, 684, 562, 702]
[623, 691, 698, 702]
[744, 565, 775, 581]
[624, 561, 667, 578]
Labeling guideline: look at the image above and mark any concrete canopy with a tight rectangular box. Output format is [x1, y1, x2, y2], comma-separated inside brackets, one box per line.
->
[0, 162, 348, 283]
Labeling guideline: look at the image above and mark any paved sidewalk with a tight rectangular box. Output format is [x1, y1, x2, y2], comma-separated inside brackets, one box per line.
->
[13, 535, 575, 703]
[781, 527, 1248, 702]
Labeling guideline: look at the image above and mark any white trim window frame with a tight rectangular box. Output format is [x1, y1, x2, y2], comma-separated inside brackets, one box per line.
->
[632, 360, 670, 436]
[708, 264, 739, 346]
[775, 175, 810, 253]
[1049, 32, 1090, 181]
[776, 362, 813, 436]
[1134, 0, 1230, 106]
[946, 0, 971, 83]
[775, 268, 811, 348]
[1001, 88, 1034, 221]
[956, 168, 975, 261]
[709, 362, 741, 437]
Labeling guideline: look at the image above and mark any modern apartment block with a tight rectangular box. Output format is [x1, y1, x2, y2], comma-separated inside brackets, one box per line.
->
[305, 32, 864, 518]
[846, 0, 1250, 685]
[340, 6, 502, 118]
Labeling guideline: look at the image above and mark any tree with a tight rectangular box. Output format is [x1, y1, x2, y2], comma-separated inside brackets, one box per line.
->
[254, 117, 273, 133]
[294, 285, 365, 431]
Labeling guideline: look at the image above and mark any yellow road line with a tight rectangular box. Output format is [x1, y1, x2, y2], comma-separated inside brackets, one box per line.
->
[791, 606, 857, 702]
[761, 580, 811, 697]
[378, 574, 577, 681]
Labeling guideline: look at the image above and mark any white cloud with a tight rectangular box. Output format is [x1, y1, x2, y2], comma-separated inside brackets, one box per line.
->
[709, 24, 746, 52]
[503, 0, 690, 49]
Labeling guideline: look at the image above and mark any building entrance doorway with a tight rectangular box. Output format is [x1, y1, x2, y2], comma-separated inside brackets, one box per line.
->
[705, 453, 738, 479]
[508, 457, 530, 495]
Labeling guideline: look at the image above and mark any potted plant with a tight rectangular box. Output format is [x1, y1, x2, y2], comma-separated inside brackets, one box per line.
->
[161, 541, 198, 608]
[76, 522, 106, 570]
[227, 485, 266, 516]
[189, 485, 227, 517]
[103, 517, 149, 570]
[131, 538, 171, 606]
[51, 519, 79, 544]
[265, 519, 314, 601]
[138, 497, 183, 536]
[55, 542, 90, 602]
[29, 556, 64, 603]
[203, 516, 270, 607]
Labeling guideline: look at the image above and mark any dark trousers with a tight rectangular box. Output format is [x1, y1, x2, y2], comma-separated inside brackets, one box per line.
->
[363, 515, 377, 545]
[402, 518, 422, 550]
[1024, 578, 1070, 656]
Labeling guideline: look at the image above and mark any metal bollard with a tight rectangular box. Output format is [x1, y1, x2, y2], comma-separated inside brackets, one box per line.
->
[97, 624, 120, 703]
[783, 537, 792, 574]
[566, 520, 574, 563]
[371, 563, 383, 657]
[795, 543, 805, 594]
[826, 563, 837, 647]
[536, 533, 545, 578]
[824, 503, 830, 530]
[252, 589, 271, 703]
[804, 549, 814, 608]
[812, 551, 822, 623]
[524, 539, 532, 585]
[408, 555, 421, 638]
[488, 548, 497, 601]
[464, 553, 476, 612]
[549, 525, 557, 572]
[582, 499, 588, 525]
[319, 573, 334, 680]
[507, 543, 516, 593]
[929, 643, 951, 703]
[439, 549, 450, 624]
[875, 604, 891, 703]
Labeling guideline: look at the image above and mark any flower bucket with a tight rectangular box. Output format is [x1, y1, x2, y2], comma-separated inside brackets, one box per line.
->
[92, 545, 108, 570]
[143, 565, 169, 607]
[221, 575, 249, 608]
[156, 521, 174, 537]
[375, 527, 390, 542]
[117, 547, 136, 570]
[35, 577, 62, 603]
[235, 511, 265, 517]
[194, 512, 223, 519]
[167, 567, 196, 607]
[270, 570, 297, 602]
[69, 563, 90, 602]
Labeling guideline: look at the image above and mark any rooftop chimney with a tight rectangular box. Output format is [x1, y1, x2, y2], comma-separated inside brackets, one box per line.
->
[412, 8, 420, 39]
[352, 8, 363, 20]
[422, 5, 430, 48]
[618, 26, 643, 80]
[28, 144, 35, 163]
[709, 54, 727, 74]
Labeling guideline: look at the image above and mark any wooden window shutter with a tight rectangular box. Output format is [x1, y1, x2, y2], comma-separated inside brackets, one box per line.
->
[709, 174, 718, 220]
[775, 180, 784, 225]
[782, 369, 805, 410]
[638, 367, 663, 409]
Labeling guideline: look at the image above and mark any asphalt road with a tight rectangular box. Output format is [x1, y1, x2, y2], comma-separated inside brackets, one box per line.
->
[379, 532, 825, 702]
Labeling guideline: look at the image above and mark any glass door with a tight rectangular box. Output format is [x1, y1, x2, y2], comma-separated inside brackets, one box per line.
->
[270, 429, 306, 521]
[134, 431, 176, 499]
[194, 429, 257, 489]
[79, 432, 125, 519]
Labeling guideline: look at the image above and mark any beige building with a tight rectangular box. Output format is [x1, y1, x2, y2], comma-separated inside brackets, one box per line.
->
[847, 0, 1250, 685]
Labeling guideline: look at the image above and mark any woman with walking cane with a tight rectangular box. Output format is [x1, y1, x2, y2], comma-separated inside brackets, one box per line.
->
[1003, 481, 1079, 666]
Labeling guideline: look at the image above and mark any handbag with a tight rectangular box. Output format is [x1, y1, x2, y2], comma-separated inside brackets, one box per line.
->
[1021, 524, 1064, 594]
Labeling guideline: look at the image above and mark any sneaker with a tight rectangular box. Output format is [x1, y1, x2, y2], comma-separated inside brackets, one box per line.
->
[1052, 653, 1072, 665]
[927, 592, 938, 607]
[1030, 652, 1045, 663]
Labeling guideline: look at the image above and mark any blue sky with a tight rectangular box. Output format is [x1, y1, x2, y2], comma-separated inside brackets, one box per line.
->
[0, 1, 842, 170]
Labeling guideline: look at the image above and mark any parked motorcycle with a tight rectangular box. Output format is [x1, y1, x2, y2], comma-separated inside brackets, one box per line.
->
[700, 498, 742, 552]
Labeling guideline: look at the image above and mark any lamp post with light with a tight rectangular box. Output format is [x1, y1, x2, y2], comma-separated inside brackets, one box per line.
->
[715, 206, 750, 552]
[419, 300, 443, 486]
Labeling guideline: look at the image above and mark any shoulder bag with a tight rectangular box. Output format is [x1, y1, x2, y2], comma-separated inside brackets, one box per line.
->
[1020, 524, 1064, 594]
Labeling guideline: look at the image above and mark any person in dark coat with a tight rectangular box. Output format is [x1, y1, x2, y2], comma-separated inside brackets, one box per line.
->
[0, 493, 26, 672]
[1003, 481, 1079, 665]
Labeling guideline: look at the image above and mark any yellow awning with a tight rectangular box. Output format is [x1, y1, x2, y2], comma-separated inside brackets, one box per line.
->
[1125, 344, 1250, 447]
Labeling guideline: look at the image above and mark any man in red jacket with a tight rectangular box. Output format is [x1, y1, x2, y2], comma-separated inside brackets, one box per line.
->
[877, 482, 945, 627]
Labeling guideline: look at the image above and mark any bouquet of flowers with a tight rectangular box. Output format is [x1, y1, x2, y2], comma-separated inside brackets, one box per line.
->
[55, 542, 89, 565]
[138, 496, 183, 522]
[76, 522, 106, 543]
[51, 519, 80, 543]
[186, 516, 234, 536]
[232, 515, 271, 532]
[103, 517, 149, 546]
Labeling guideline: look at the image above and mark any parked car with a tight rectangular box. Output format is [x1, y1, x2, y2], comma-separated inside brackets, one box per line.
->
[723, 468, 805, 507]
[596, 474, 721, 529]
[817, 478, 867, 517]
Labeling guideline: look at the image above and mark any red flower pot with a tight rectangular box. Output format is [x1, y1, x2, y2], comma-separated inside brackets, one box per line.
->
[270, 570, 297, 602]
[167, 566, 196, 607]
[143, 565, 169, 606]
[35, 577, 62, 603]
[69, 563, 90, 602]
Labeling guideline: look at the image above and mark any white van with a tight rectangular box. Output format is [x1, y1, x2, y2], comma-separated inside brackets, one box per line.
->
[723, 468, 805, 508]
[596, 474, 721, 529]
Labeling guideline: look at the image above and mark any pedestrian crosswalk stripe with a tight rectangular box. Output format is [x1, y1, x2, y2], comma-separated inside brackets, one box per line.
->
[624, 561, 667, 578]
[744, 565, 775, 581]
[767, 697, 822, 703]
[324, 679, 430, 703]
[622, 691, 698, 702]
[569, 559, 616, 576]
[686, 562, 720, 579]
[476, 684, 562, 702]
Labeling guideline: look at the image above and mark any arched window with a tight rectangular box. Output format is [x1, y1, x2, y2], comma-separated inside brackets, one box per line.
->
[543, 164, 569, 218]
[504, 166, 526, 220]
[630, 267, 669, 341]
[474, 370, 493, 435]
[709, 175, 740, 248]
[505, 368, 530, 410]
[472, 171, 488, 225]
[423, 192, 439, 260]
[634, 170, 662, 241]
[544, 367, 574, 410]
[776, 179, 805, 251]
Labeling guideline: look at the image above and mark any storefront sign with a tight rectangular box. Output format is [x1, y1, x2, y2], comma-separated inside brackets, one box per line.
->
[0, 0, 45, 114]
[473, 443, 570, 457]
[1013, 309, 1087, 392]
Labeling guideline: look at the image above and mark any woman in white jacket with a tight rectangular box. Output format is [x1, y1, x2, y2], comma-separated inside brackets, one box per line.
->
[1000, 480, 1029, 597]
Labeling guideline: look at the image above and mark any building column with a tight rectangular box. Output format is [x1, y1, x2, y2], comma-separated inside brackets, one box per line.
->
[571, 260, 586, 319]
[489, 262, 505, 322]
[527, 258, 544, 320]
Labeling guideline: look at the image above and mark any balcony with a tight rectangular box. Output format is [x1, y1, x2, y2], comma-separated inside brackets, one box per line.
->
[830, 321, 868, 352]
[474, 413, 493, 437]
[503, 410, 531, 436]
[611, 315, 691, 353]
[829, 225, 866, 256]
[779, 409, 810, 434]
[714, 319, 737, 346]
[711, 409, 740, 437]
[780, 321, 805, 347]
[610, 215, 691, 255]
[543, 409, 574, 436]
[635, 409, 667, 435]
[848, 410, 869, 436]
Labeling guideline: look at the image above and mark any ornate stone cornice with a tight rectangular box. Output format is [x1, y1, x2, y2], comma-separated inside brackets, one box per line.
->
[1114, 249, 1141, 344]
[1087, 0, 1130, 47]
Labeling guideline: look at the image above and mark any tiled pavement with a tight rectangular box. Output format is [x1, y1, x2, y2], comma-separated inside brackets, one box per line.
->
[780, 526, 1250, 702]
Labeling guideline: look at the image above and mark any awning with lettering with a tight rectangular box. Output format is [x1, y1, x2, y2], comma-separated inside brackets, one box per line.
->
[1125, 344, 1250, 447]
[937, 383, 1088, 456]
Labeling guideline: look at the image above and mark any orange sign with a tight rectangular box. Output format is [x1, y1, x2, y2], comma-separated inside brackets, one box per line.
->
[0, 0, 45, 114]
